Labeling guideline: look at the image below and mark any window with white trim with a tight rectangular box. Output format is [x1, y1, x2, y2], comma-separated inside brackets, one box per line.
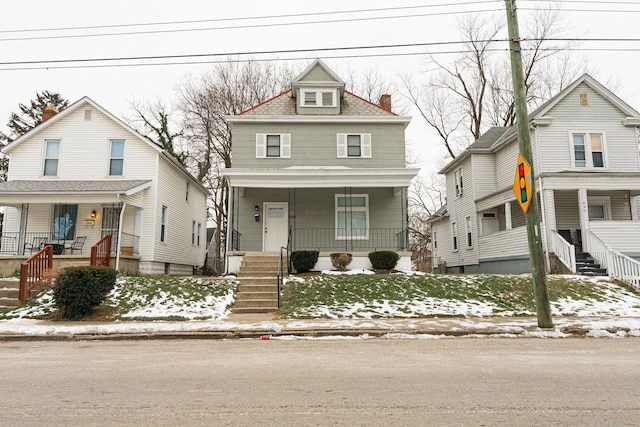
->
[43, 139, 60, 176]
[185, 180, 190, 201]
[454, 167, 463, 197]
[192, 220, 196, 245]
[588, 196, 611, 220]
[197, 222, 202, 246]
[300, 89, 336, 107]
[572, 132, 606, 169]
[451, 221, 458, 251]
[109, 139, 124, 176]
[256, 134, 291, 158]
[465, 216, 473, 248]
[337, 134, 371, 158]
[335, 194, 369, 240]
[432, 231, 438, 250]
[160, 205, 167, 243]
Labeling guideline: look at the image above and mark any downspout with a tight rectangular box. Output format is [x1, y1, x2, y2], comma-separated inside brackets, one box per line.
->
[533, 124, 551, 271]
[115, 194, 126, 272]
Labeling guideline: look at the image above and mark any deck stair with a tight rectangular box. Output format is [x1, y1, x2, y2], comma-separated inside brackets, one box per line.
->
[232, 255, 285, 314]
[575, 252, 608, 277]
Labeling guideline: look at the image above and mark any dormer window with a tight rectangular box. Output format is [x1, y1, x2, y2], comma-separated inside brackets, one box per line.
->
[300, 89, 336, 107]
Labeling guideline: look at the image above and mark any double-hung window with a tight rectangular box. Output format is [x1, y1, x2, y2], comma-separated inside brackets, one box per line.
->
[451, 221, 458, 251]
[256, 134, 291, 158]
[466, 216, 473, 248]
[300, 89, 336, 107]
[335, 194, 369, 240]
[572, 132, 606, 169]
[109, 139, 125, 176]
[337, 134, 371, 158]
[43, 140, 60, 176]
[160, 205, 167, 243]
[454, 168, 463, 197]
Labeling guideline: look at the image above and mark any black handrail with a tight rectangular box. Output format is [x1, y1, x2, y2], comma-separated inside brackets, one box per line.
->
[277, 245, 289, 308]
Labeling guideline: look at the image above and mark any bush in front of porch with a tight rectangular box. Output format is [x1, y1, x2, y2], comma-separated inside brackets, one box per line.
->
[53, 266, 117, 320]
[291, 251, 319, 273]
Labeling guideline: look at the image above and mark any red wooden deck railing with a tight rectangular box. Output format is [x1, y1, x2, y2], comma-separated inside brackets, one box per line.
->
[90, 234, 112, 267]
[19, 245, 54, 304]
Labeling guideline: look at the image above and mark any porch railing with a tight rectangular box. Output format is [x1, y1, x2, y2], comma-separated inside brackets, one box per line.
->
[292, 228, 408, 252]
[585, 230, 640, 290]
[19, 245, 54, 304]
[549, 230, 576, 272]
[1, 231, 68, 255]
[230, 229, 241, 251]
[91, 234, 112, 267]
[101, 230, 140, 255]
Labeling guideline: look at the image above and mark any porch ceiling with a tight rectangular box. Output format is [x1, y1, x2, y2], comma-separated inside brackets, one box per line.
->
[223, 167, 420, 188]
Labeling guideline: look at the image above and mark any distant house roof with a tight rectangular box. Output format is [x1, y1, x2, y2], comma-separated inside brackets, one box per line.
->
[426, 204, 449, 223]
[0, 179, 152, 195]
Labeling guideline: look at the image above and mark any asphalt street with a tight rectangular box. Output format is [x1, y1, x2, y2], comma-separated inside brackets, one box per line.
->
[1, 338, 639, 426]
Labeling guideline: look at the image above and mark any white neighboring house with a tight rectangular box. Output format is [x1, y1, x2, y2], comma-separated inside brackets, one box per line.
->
[428, 74, 640, 278]
[0, 96, 209, 275]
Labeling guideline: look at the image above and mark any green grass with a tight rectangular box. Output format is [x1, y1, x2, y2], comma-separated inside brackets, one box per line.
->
[277, 273, 640, 319]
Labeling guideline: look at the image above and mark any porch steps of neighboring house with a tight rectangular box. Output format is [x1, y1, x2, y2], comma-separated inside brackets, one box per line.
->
[232, 255, 285, 314]
[576, 252, 608, 277]
[0, 279, 42, 312]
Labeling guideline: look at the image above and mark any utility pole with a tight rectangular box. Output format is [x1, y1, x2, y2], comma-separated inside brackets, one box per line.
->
[504, 0, 553, 328]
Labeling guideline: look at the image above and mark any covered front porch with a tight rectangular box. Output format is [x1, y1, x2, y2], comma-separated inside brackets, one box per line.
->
[223, 167, 418, 273]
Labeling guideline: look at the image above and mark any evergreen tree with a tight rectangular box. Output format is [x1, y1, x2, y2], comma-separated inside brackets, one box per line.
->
[0, 91, 69, 181]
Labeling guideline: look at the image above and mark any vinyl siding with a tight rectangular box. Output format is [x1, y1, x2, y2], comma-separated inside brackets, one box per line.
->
[231, 122, 406, 168]
[7, 105, 158, 181]
[589, 222, 640, 252]
[536, 83, 640, 174]
[471, 154, 496, 199]
[152, 158, 207, 265]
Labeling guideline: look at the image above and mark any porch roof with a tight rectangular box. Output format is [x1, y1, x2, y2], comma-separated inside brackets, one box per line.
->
[0, 180, 152, 206]
[223, 167, 419, 188]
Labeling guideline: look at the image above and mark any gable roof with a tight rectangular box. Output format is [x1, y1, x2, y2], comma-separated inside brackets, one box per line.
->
[291, 58, 346, 96]
[2, 96, 209, 194]
[439, 73, 640, 174]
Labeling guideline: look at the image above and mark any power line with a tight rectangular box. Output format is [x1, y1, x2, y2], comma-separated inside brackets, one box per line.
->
[0, 2, 501, 43]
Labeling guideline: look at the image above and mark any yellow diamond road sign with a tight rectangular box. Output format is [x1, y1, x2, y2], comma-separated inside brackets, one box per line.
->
[513, 153, 532, 214]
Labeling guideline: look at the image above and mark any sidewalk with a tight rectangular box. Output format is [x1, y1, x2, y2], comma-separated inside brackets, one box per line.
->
[1, 314, 640, 341]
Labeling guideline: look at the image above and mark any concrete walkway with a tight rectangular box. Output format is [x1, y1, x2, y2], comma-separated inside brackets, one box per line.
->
[1, 315, 640, 341]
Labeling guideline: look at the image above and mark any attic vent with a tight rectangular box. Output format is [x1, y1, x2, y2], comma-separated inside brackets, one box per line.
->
[579, 92, 589, 107]
[84, 109, 92, 121]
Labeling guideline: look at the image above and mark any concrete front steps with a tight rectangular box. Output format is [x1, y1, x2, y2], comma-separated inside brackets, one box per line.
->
[232, 255, 286, 314]
[0, 279, 42, 312]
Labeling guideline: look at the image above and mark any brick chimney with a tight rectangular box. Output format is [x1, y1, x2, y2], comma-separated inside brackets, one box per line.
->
[379, 94, 391, 112]
[41, 105, 59, 123]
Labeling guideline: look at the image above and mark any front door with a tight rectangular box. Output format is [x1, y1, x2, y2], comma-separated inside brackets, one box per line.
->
[263, 202, 288, 252]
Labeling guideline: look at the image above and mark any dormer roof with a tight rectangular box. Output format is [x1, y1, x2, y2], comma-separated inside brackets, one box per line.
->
[291, 59, 345, 99]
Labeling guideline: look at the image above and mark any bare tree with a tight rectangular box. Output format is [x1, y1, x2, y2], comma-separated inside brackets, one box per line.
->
[402, 8, 586, 161]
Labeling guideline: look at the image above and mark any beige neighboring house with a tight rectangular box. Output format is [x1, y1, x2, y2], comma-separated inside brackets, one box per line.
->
[223, 59, 419, 272]
[0, 96, 208, 275]
[429, 74, 640, 285]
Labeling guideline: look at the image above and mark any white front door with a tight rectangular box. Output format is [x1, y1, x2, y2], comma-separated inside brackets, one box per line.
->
[263, 202, 288, 252]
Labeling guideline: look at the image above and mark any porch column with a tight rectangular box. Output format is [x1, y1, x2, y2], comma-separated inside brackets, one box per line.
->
[631, 195, 640, 221]
[505, 202, 512, 230]
[578, 188, 589, 245]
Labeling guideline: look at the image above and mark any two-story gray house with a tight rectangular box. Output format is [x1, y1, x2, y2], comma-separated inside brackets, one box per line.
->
[429, 74, 640, 286]
[223, 59, 419, 272]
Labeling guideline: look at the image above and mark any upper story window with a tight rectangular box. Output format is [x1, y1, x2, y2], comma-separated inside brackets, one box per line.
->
[256, 134, 291, 158]
[337, 134, 371, 158]
[432, 231, 438, 250]
[109, 139, 125, 176]
[300, 89, 336, 107]
[454, 167, 463, 197]
[572, 132, 606, 169]
[43, 139, 60, 176]
[185, 180, 190, 201]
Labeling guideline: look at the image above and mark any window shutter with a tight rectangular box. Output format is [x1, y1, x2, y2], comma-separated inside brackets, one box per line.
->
[337, 134, 347, 158]
[361, 134, 372, 158]
[256, 134, 266, 158]
[281, 134, 291, 158]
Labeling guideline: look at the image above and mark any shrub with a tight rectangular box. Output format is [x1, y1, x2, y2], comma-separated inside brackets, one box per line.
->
[53, 266, 117, 320]
[291, 250, 319, 273]
[368, 251, 400, 270]
[330, 253, 352, 271]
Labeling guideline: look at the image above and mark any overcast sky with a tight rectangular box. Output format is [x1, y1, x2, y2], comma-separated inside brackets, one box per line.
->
[3, 0, 640, 175]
